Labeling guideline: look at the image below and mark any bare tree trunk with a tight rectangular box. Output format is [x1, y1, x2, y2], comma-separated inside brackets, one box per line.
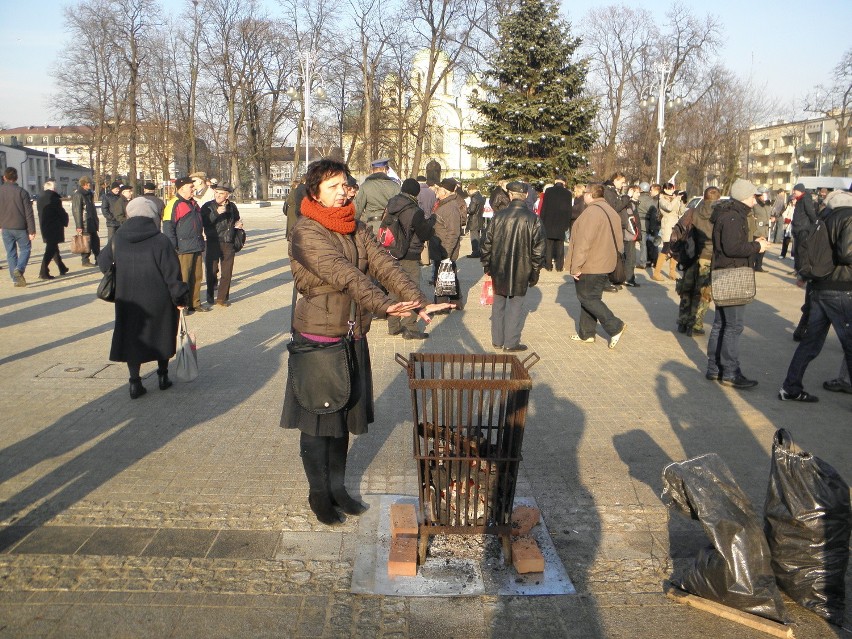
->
[228, 97, 240, 198]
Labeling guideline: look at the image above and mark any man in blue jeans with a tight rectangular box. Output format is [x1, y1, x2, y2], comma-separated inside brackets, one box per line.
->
[705, 178, 768, 389]
[0, 168, 36, 287]
[780, 188, 852, 402]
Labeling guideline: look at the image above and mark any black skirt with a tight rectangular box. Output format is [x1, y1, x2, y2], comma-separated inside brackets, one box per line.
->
[280, 333, 374, 437]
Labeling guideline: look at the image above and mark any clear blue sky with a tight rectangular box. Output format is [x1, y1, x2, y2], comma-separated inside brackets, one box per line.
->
[1, 0, 850, 127]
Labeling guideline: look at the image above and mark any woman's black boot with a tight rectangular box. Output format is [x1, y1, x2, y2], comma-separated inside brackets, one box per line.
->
[129, 377, 147, 399]
[328, 433, 368, 515]
[300, 434, 343, 525]
[157, 367, 172, 390]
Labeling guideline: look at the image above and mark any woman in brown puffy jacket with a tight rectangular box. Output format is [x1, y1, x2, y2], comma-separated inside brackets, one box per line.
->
[281, 159, 452, 525]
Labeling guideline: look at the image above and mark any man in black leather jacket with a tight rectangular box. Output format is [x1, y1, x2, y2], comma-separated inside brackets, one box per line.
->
[480, 181, 545, 352]
[201, 184, 242, 308]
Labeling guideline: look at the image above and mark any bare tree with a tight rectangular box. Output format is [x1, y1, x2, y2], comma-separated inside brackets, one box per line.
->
[106, 0, 160, 190]
[239, 18, 300, 198]
[201, 0, 263, 197]
[805, 47, 852, 177]
[583, 5, 654, 178]
[345, 0, 394, 166]
[587, 2, 722, 184]
[380, 34, 420, 176]
[279, 0, 333, 176]
[408, 0, 480, 176]
[55, 0, 126, 189]
[138, 29, 181, 182]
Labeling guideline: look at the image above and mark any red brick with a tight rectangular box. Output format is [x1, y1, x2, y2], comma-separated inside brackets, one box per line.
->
[511, 505, 540, 536]
[388, 536, 418, 577]
[390, 503, 418, 538]
[512, 537, 545, 574]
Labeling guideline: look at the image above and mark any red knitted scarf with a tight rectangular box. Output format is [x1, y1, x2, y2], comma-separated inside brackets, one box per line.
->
[300, 197, 356, 234]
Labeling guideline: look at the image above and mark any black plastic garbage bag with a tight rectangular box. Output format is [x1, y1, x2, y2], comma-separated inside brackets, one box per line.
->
[764, 429, 851, 625]
[662, 453, 787, 622]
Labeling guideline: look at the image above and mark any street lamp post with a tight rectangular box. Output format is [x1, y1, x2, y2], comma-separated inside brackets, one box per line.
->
[189, 0, 200, 172]
[287, 50, 326, 174]
[451, 98, 465, 183]
[641, 62, 681, 185]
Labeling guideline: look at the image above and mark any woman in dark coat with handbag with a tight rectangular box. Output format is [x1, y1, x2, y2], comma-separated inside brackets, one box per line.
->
[282, 158, 452, 526]
[36, 180, 69, 279]
[98, 198, 189, 399]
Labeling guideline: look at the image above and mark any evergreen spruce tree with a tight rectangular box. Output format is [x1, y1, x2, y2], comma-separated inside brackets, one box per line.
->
[471, 0, 596, 182]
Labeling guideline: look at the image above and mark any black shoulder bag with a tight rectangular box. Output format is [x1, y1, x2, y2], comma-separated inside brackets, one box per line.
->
[96, 238, 116, 302]
[606, 213, 627, 285]
[286, 238, 359, 414]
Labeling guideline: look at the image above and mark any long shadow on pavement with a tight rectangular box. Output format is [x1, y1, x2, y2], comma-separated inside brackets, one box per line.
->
[0, 308, 287, 550]
[344, 253, 604, 638]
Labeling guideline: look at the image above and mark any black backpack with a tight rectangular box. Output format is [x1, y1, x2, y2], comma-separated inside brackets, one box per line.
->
[377, 207, 411, 259]
[670, 208, 698, 271]
[797, 212, 836, 281]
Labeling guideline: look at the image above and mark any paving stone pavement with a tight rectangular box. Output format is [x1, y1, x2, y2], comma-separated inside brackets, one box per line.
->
[0, 206, 850, 638]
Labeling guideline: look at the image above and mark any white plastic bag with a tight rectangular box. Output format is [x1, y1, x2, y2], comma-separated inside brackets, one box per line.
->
[174, 309, 198, 382]
[435, 259, 457, 297]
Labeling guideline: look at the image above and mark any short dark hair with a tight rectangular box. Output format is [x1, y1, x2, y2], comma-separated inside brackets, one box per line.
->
[304, 158, 350, 201]
[704, 186, 722, 201]
[4, 167, 17, 182]
[588, 183, 605, 199]
[610, 172, 625, 182]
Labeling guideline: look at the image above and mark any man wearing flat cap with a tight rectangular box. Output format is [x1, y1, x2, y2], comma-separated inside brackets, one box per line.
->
[201, 184, 243, 308]
[704, 178, 768, 389]
[101, 180, 122, 242]
[430, 177, 465, 307]
[481, 181, 545, 352]
[354, 158, 399, 234]
[112, 183, 134, 229]
[190, 172, 215, 207]
[140, 182, 165, 228]
[163, 176, 208, 313]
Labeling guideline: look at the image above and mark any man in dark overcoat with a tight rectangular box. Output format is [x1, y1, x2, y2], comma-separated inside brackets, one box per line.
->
[36, 179, 69, 279]
[72, 176, 100, 266]
[465, 182, 485, 258]
[481, 181, 545, 352]
[539, 176, 572, 271]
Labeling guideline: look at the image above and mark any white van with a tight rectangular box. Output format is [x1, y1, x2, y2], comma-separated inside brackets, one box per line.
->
[793, 177, 850, 192]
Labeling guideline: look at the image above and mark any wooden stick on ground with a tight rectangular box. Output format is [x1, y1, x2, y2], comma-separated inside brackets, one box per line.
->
[663, 581, 794, 639]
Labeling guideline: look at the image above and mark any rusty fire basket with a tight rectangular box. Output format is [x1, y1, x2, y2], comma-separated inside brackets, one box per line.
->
[395, 352, 539, 564]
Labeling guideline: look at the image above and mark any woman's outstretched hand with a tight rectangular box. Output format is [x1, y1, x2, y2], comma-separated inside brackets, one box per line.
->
[386, 301, 421, 317]
[417, 303, 455, 323]
[385, 301, 456, 323]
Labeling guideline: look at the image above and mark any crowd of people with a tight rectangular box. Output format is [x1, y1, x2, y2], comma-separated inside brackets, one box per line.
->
[2, 159, 850, 525]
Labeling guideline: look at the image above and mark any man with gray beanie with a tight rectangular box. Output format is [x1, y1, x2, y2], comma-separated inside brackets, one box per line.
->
[382, 178, 435, 339]
[704, 178, 769, 389]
